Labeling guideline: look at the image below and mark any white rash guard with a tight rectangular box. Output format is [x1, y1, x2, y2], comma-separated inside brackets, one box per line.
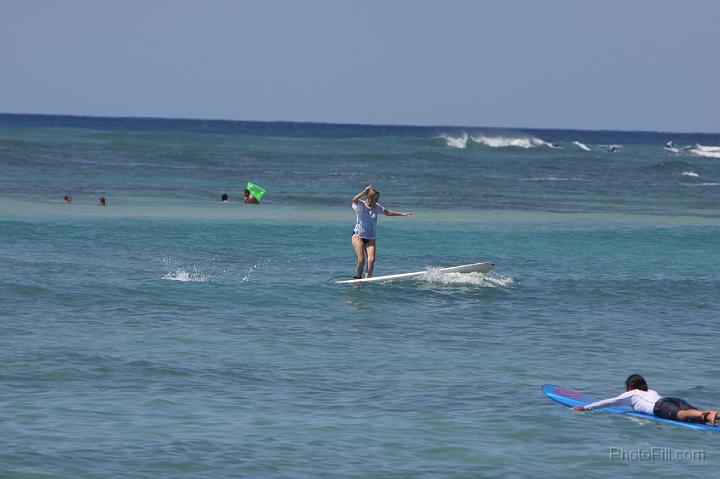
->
[584, 389, 662, 415]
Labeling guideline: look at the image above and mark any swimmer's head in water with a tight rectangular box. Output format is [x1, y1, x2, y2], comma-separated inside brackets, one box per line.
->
[221, 193, 229, 202]
[626, 374, 648, 391]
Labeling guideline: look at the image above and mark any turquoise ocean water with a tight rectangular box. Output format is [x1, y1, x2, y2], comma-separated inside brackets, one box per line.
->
[1, 114, 720, 477]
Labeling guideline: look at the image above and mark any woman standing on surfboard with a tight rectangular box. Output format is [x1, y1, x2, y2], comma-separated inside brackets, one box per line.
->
[351, 185, 412, 279]
[571, 374, 720, 425]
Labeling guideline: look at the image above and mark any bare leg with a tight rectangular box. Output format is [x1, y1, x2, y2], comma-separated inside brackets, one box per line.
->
[676, 409, 720, 425]
[365, 241, 377, 278]
[352, 234, 366, 278]
[676, 409, 705, 422]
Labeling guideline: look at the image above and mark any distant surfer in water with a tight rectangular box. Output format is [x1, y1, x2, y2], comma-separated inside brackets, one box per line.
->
[351, 185, 412, 279]
[571, 374, 720, 425]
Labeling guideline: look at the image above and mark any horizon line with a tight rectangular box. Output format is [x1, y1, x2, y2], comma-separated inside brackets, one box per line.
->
[1, 111, 718, 136]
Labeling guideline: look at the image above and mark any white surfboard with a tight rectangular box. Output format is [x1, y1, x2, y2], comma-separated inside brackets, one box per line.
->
[336, 262, 494, 284]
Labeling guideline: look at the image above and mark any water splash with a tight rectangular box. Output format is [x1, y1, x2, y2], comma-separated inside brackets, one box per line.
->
[422, 269, 514, 287]
[241, 261, 263, 283]
[162, 268, 211, 282]
[161, 254, 222, 282]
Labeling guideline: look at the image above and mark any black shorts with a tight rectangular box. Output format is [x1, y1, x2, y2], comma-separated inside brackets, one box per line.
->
[352, 232, 373, 245]
[653, 397, 698, 421]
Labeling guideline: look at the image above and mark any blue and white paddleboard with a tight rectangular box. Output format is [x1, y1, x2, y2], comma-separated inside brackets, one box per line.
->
[542, 384, 720, 432]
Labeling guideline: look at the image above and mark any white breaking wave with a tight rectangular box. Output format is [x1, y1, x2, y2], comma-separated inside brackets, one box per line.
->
[681, 182, 720, 186]
[690, 144, 720, 159]
[438, 133, 554, 149]
[572, 141, 591, 151]
[162, 268, 211, 282]
[422, 270, 514, 287]
[440, 133, 469, 149]
[681, 171, 699, 177]
[471, 135, 551, 149]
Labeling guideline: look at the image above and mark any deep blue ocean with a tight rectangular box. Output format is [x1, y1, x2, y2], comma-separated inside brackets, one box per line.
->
[1, 113, 719, 478]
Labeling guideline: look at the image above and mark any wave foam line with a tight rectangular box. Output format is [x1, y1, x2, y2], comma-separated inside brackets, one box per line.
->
[438, 133, 554, 149]
[422, 270, 514, 287]
[690, 145, 720, 159]
[471, 135, 551, 149]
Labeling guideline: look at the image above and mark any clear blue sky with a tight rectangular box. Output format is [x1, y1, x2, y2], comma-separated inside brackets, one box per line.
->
[1, 0, 718, 132]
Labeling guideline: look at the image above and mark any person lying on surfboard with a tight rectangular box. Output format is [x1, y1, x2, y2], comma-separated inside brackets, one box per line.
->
[571, 374, 720, 425]
[351, 185, 412, 279]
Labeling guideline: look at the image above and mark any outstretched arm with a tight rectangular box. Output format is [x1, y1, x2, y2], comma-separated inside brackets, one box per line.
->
[384, 209, 413, 217]
[571, 391, 633, 411]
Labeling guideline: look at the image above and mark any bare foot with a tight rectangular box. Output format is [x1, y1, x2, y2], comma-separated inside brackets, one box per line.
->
[707, 411, 719, 426]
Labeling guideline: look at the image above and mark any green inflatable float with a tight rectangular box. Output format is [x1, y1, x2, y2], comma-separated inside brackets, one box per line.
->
[246, 182, 266, 202]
